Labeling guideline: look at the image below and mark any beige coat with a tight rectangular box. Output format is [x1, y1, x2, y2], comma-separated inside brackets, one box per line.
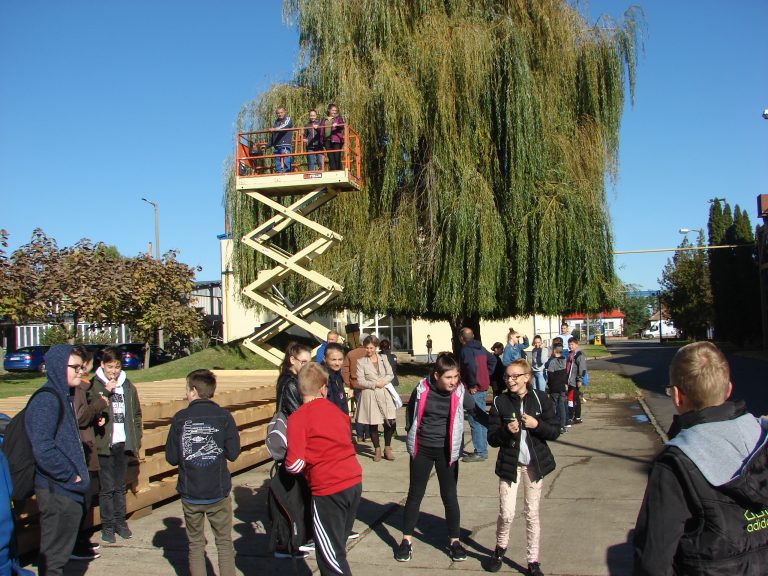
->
[355, 354, 396, 425]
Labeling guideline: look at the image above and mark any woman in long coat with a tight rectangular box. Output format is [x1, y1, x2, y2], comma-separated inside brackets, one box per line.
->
[355, 335, 396, 462]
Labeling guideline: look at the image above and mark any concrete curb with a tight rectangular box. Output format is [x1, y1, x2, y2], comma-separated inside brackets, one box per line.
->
[637, 394, 668, 443]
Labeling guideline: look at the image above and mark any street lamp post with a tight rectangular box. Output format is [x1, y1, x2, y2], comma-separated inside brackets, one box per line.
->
[141, 197, 163, 349]
[141, 198, 160, 259]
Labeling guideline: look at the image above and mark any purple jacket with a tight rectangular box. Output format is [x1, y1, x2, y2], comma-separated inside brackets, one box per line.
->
[320, 115, 344, 145]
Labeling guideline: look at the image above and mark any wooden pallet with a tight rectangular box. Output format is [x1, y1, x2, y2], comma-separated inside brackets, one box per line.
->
[1, 370, 280, 554]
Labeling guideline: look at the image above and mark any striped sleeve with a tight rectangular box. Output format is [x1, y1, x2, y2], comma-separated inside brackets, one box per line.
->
[285, 408, 307, 474]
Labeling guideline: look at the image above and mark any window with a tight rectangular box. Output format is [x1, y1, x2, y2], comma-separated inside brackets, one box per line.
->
[357, 313, 412, 352]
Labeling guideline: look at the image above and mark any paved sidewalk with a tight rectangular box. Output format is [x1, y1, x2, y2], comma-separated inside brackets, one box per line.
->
[56, 399, 660, 576]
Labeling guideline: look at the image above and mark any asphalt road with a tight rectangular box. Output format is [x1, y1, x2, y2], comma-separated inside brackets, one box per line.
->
[591, 340, 768, 433]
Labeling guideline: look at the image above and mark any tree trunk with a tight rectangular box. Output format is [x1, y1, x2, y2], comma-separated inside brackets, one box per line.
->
[143, 341, 151, 370]
[68, 314, 79, 345]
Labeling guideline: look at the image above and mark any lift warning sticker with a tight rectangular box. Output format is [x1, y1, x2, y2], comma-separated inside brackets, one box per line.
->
[304, 173, 322, 179]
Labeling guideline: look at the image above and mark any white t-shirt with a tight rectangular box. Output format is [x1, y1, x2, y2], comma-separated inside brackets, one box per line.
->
[110, 382, 127, 445]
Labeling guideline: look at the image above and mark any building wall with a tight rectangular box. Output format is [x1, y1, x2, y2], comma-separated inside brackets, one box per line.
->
[409, 315, 560, 357]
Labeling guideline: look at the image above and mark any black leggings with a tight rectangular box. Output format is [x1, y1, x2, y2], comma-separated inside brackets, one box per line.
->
[402, 444, 460, 538]
[369, 422, 395, 448]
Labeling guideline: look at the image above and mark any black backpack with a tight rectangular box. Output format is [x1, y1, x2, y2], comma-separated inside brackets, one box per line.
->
[1, 388, 63, 501]
[267, 463, 309, 556]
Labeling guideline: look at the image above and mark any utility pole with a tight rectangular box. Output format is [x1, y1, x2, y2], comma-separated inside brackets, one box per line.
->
[141, 198, 164, 349]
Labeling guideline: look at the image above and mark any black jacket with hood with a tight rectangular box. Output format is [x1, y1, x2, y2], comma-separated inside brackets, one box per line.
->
[633, 401, 768, 575]
[488, 387, 560, 483]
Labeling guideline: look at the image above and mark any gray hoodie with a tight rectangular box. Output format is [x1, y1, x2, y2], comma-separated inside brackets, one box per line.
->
[667, 413, 768, 487]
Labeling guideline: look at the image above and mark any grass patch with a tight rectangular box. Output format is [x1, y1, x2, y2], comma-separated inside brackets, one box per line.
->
[0, 343, 276, 399]
[0, 372, 46, 399]
[129, 344, 275, 383]
[583, 370, 640, 397]
[581, 344, 611, 359]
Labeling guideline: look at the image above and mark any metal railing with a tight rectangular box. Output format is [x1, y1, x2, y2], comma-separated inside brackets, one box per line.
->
[236, 123, 361, 184]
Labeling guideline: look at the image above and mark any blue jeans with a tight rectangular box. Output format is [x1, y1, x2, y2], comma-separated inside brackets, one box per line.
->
[532, 372, 546, 392]
[466, 390, 488, 457]
[307, 151, 322, 171]
[274, 144, 292, 173]
[550, 392, 568, 429]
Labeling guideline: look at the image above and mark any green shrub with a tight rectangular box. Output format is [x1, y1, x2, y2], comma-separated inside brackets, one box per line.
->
[40, 325, 70, 345]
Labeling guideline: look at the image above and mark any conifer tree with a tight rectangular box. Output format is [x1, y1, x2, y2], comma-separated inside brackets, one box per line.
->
[730, 206, 761, 344]
[708, 202, 761, 345]
[226, 1, 643, 334]
[708, 200, 728, 339]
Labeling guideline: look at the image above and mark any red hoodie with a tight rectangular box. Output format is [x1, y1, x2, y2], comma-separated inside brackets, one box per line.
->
[285, 398, 362, 496]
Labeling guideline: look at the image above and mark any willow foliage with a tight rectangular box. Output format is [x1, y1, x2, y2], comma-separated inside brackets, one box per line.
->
[226, 0, 643, 320]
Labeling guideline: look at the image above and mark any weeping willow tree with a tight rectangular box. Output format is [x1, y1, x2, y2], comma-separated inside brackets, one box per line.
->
[225, 0, 643, 335]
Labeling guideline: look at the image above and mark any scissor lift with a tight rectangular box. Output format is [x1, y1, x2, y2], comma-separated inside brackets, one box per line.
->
[235, 123, 362, 365]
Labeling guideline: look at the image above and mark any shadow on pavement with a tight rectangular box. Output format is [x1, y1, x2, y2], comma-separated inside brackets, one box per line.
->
[152, 516, 209, 576]
[606, 529, 635, 575]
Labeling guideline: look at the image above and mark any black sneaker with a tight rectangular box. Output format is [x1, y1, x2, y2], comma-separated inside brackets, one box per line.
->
[70, 546, 101, 561]
[87, 541, 101, 551]
[116, 524, 133, 539]
[394, 539, 412, 562]
[347, 531, 360, 540]
[461, 453, 487, 463]
[101, 530, 116, 544]
[528, 561, 544, 576]
[274, 548, 309, 559]
[486, 546, 505, 572]
[448, 540, 467, 562]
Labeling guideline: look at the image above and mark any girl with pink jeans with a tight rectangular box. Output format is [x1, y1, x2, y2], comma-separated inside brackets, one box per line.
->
[486, 358, 560, 576]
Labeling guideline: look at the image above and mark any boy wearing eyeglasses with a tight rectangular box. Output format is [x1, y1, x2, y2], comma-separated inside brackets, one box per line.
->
[89, 346, 143, 544]
[25, 344, 91, 575]
[633, 342, 768, 574]
[485, 359, 560, 576]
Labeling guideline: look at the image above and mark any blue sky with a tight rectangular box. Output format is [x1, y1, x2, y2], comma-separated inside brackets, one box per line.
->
[1, 1, 766, 292]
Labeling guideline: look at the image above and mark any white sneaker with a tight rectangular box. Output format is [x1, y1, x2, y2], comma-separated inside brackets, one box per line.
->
[298, 540, 315, 552]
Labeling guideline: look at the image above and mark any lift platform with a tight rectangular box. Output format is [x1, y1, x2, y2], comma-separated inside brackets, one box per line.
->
[235, 124, 362, 365]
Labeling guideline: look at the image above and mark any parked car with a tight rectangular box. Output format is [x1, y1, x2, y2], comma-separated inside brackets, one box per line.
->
[3, 346, 51, 372]
[117, 343, 173, 370]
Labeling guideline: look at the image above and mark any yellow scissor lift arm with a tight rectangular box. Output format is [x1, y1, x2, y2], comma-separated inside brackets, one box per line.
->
[235, 124, 362, 365]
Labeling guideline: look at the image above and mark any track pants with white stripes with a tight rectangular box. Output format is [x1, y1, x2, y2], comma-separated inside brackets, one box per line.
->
[313, 482, 362, 575]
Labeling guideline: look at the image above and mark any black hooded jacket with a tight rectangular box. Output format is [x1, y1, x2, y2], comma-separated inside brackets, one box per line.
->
[487, 388, 560, 483]
[633, 401, 768, 575]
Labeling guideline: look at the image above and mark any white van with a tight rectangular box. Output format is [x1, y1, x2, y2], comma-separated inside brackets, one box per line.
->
[642, 320, 679, 339]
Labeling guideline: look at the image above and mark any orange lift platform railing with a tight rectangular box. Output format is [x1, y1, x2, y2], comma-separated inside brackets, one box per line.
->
[235, 124, 362, 365]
